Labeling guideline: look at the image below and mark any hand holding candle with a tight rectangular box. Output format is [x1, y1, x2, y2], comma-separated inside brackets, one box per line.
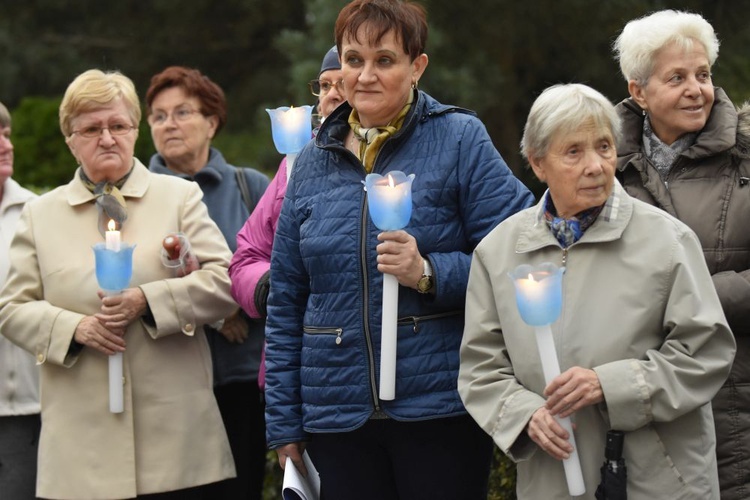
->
[509, 262, 585, 497]
[161, 233, 199, 277]
[93, 222, 134, 414]
[364, 171, 416, 401]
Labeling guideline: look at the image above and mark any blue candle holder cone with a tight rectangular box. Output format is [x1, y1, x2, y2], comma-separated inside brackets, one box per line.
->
[266, 105, 314, 155]
[93, 243, 135, 293]
[364, 171, 416, 230]
[508, 262, 565, 326]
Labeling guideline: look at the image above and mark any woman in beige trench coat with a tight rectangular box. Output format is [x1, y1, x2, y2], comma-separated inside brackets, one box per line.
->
[0, 69, 236, 499]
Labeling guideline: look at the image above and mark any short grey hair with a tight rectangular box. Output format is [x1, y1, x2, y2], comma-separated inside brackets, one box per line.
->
[521, 84, 621, 162]
[0, 102, 10, 128]
[613, 10, 719, 86]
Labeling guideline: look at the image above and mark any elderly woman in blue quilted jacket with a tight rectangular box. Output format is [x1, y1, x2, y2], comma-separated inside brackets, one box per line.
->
[264, 1, 535, 498]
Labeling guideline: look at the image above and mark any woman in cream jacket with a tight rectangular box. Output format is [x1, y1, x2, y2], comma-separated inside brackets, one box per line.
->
[459, 84, 735, 499]
[0, 69, 236, 499]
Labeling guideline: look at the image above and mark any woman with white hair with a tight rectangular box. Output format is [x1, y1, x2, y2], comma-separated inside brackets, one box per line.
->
[459, 83, 735, 499]
[613, 11, 750, 499]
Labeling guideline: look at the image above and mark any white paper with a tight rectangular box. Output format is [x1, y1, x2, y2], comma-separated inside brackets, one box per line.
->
[282, 451, 320, 500]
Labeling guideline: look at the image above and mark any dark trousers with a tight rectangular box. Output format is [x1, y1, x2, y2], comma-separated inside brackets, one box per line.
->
[203, 381, 267, 500]
[311, 414, 493, 500]
[0, 414, 41, 500]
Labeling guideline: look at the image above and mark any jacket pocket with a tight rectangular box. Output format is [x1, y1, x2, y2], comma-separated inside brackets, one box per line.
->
[303, 325, 344, 345]
[397, 310, 463, 333]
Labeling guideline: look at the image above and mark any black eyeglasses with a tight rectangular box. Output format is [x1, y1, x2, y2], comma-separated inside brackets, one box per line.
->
[309, 79, 344, 97]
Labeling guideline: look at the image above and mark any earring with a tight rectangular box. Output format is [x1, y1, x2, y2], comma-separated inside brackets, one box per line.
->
[411, 80, 418, 89]
[642, 109, 647, 116]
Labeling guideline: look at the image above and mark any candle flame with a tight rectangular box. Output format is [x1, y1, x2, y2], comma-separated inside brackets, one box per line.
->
[387, 174, 395, 188]
[527, 273, 535, 281]
[107, 219, 117, 232]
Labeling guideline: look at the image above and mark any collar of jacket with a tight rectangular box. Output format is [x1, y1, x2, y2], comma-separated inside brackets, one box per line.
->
[515, 180, 634, 254]
[1, 177, 36, 213]
[314, 89, 472, 152]
[616, 87, 738, 172]
[148, 147, 226, 186]
[66, 159, 150, 206]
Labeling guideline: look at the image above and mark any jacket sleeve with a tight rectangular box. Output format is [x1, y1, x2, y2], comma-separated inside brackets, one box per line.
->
[594, 229, 736, 430]
[711, 269, 750, 334]
[263, 171, 309, 448]
[0, 205, 84, 368]
[458, 243, 546, 461]
[230, 159, 287, 318]
[139, 182, 236, 338]
[428, 118, 535, 310]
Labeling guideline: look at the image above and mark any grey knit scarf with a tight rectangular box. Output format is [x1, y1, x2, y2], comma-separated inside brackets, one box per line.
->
[642, 115, 697, 180]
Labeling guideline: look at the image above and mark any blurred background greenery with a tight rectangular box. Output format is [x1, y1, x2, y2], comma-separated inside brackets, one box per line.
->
[2, 1, 745, 498]
[4, 0, 748, 198]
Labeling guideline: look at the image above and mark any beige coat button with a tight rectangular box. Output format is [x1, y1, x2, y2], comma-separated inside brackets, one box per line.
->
[184, 323, 194, 333]
[36, 353, 45, 363]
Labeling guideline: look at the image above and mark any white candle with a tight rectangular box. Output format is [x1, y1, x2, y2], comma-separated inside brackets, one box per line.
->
[104, 218, 124, 413]
[105, 219, 121, 251]
[535, 324, 585, 496]
[379, 273, 399, 400]
[109, 352, 124, 413]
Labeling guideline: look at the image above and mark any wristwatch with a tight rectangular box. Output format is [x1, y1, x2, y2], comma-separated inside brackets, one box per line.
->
[416, 258, 434, 294]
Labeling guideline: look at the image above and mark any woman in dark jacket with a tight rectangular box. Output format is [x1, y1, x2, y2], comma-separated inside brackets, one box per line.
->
[264, 1, 534, 499]
[613, 10, 750, 499]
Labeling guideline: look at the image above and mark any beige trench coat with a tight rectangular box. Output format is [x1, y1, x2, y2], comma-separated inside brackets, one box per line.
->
[459, 182, 735, 499]
[0, 161, 237, 499]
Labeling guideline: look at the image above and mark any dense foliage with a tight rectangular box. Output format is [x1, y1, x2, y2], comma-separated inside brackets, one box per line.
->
[4, 0, 746, 196]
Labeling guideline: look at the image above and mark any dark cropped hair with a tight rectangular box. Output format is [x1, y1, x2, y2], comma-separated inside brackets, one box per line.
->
[335, 0, 428, 62]
[145, 66, 227, 134]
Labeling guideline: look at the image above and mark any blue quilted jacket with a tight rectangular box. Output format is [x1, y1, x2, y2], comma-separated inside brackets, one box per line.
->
[265, 90, 534, 448]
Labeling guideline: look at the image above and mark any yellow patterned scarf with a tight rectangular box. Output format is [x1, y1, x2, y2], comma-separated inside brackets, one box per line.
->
[348, 91, 414, 173]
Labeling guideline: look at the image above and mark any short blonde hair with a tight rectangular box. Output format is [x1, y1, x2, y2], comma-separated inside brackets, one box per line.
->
[59, 69, 141, 137]
[613, 10, 719, 86]
[521, 83, 621, 162]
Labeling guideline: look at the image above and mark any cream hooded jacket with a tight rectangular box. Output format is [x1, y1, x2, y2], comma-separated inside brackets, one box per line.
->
[459, 181, 735, 500]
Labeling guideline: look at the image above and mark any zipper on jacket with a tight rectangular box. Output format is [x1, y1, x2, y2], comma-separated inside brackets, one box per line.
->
[397, 310, 463, 334]
[359, 194, 381, 412]
[303, 326, 344, 345]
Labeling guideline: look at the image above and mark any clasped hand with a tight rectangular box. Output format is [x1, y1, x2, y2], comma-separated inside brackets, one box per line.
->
[73, 288, 147, 355]
[527, 366, 603, 460]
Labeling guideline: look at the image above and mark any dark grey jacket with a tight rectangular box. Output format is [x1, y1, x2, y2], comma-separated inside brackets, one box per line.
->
[616, 88, 750, 500]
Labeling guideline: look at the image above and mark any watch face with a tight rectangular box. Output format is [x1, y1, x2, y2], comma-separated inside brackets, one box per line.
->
[417, 275, 433, 293]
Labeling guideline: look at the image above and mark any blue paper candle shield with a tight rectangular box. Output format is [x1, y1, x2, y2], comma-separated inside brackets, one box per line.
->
[508, 262, 564, 326]
[93, 243, 135, 292]
[364, 171, 416, 230]
[266, 105, 314, 155]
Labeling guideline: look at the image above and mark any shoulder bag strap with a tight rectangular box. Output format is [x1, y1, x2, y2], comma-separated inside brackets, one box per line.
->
[234, 167, 257, 214]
